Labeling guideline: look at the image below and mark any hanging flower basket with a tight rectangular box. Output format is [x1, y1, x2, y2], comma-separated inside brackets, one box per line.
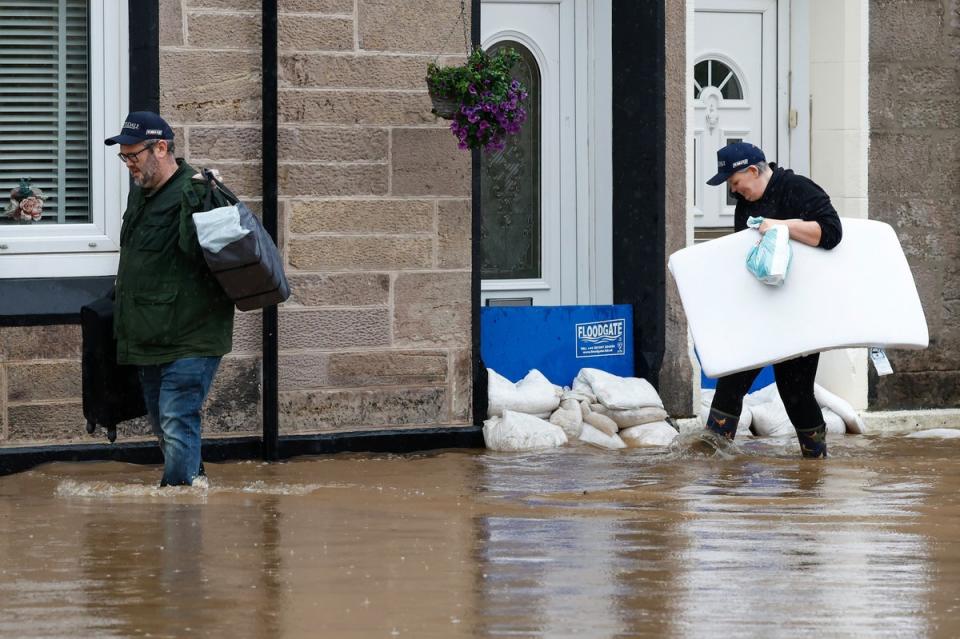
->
[428, 91, 462, 120]
[4, 178, 44, 223]
[426, 47, 529, 153]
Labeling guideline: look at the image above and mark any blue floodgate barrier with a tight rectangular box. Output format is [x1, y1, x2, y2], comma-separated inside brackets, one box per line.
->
[480, 305, 635, 387]
[698, 353, 775, 393]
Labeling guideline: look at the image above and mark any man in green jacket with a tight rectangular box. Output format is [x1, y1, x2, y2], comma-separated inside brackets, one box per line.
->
[106, 112, 234, 486]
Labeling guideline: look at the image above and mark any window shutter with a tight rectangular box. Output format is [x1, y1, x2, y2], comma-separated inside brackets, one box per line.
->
[0, 0, 90, 225]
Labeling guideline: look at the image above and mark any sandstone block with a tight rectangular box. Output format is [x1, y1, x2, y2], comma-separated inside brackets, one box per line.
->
[189, 126, 262, 161]
[870, 1, 947, 64]
[280, 54, 432, 89]
[288, 236, 433, 271]
[204, 356, 262, 433]
[203, 162, 262, 199]
[191, 0, 353, 8]
[871, 370, 960, 410]
[279, 90, 436, 126]
[189, 0, 259, 7]
[327, 350, 449, 386]
[359, 0, 471, 53]
[281, 0, 354, 11]
[279, 163, 388, 197]
[7, 361, 82, 403]
[279, 352, 329, 391]
[279, 127, 389, 162]
[290, 199, 432, 234]
[391, 128, 470, 196]
[870, 65, 960, 130]
[279, 308, 391, 349]
[232, 310, 263, 354]
[286, 272, 390, 306]
[160, 0, 184, 46]
[0, 325, 82, 361]
[393, 272, 470, 346]
[869, 132, 960, 198]
[160, 51, 261, 124]
[8, 401, 86, 443]
[279, 15, 353, 51]
[187, 11, 260, 49]
[1, 365, 6, 439]
[437, 199, 471, 268]
[450, 349, 472, 422]
[279, 386, 446, 431]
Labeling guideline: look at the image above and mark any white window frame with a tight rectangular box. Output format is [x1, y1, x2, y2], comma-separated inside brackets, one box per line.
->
[0, 0, 129, 278]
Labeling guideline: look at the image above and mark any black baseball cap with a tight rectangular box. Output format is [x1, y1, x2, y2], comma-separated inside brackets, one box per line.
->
[706, 142, 766, 185]
[104, 111, 175, 146]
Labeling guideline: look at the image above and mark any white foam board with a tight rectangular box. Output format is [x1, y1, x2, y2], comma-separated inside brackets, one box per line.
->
[668, 218, 928, 378]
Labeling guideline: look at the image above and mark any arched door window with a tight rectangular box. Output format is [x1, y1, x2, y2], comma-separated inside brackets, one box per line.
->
[480, 41, 541, 280]
[693, 58, 743, 100]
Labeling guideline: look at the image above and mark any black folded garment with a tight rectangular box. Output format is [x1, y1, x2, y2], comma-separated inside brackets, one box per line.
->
[81, 294, 147, 443]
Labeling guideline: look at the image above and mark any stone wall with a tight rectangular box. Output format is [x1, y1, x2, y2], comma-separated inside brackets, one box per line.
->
[161, 0, 473, 434]
[868, 0, 960, 408]
[661, 0, 694, 416]
[0, 322, 259, 445]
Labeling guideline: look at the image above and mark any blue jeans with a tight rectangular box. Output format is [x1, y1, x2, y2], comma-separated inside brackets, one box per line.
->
[139, 357, 221, 486]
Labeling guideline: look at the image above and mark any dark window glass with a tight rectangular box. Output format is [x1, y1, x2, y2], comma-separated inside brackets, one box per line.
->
[480, 41, 541, 280]
[0, 0, 90, 225]
[693, 58, 743, 101]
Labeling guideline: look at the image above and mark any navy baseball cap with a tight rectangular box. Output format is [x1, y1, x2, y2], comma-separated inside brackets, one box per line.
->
[706, 142, 766, 185]
[104, 111, 174, 146]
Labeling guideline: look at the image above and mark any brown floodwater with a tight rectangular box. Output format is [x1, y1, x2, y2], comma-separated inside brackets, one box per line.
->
[1, 432, 959, 638]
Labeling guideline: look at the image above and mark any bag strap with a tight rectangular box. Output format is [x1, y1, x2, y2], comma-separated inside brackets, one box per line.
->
[202, 168, 240, 207]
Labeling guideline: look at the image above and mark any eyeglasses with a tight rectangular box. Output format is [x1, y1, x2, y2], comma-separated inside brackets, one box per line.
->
[117, 141, 157, 163]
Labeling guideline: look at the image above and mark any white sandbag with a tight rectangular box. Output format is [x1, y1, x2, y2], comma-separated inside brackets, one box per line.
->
[748, 397, 794, 437]
[905, 428, 960, 439]
[578, 423, 627, 450]
[698, 387, 754, 434]
[583, 411, 619, 436]
[814, 383, 866, 434]
[561, 389, 596, 404]
[593, 404, 670, 428]
[620, 421, 679, 447]
[573, 368, 664, 410]
[821, 407, 846, 434]
[580, 400, 591, 419]
[549, 402, 583, 438]
[487, 368, 562, 418]
[483, 410, 568, 451]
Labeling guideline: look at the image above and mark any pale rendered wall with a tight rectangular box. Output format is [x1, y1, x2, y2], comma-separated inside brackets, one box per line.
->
[807, 0, 870, 410]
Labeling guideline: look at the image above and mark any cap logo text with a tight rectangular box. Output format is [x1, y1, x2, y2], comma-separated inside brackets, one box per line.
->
[146, 129, 164, 136]
[732, 159, 749, 168]
[122, 121, 140, 130]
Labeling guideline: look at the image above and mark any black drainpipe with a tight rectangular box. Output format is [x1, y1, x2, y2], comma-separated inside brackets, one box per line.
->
[470, 0, 486, 426]
[261, 1, 280, 460]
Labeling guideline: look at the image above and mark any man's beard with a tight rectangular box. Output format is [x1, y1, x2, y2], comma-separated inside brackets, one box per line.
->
[132, 156, 158, 188]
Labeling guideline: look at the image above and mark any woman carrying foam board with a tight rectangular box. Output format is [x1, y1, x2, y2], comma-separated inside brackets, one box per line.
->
[702, 142, 842, 458]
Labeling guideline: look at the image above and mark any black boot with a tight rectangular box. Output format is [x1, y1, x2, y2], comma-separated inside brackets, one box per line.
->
[705, 408, 739, 441]
[796, 424, 827, 458]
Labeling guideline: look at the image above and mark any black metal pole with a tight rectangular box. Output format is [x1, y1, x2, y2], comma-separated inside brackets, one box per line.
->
[261, 0, 280, 461]
[470, 0, 486, 426]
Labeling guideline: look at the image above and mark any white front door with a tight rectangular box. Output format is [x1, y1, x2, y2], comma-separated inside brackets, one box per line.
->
[479, 0, 612, 306]
[693, 0, 777, 228]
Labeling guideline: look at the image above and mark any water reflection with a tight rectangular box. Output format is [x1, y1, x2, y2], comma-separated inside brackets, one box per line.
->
[0, 436, 957, 637]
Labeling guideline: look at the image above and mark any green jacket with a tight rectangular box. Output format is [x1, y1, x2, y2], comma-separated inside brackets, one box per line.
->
[114, 160, 234, 365]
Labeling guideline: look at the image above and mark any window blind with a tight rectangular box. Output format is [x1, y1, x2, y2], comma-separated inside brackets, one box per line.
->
[0, 0, 89, 225]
